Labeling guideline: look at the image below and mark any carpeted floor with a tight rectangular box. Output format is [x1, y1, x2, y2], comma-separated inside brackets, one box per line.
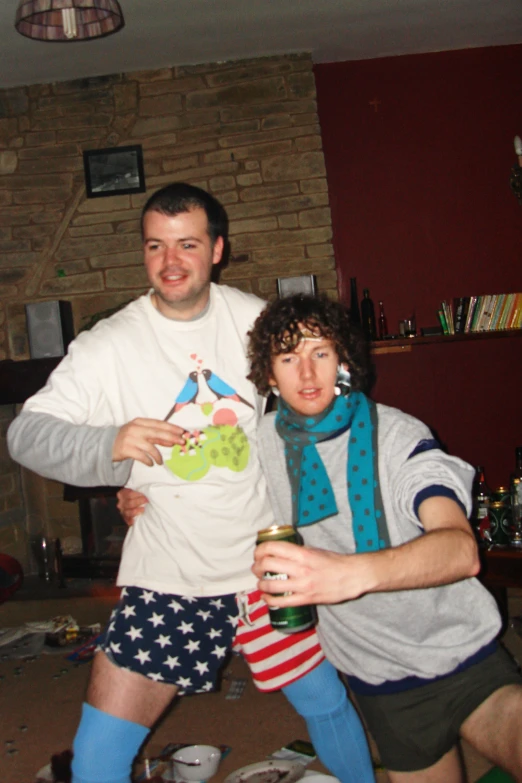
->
[0, 583, 520, 783]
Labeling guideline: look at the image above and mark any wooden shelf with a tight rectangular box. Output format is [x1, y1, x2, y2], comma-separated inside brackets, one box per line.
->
[371, 328, 522, 355]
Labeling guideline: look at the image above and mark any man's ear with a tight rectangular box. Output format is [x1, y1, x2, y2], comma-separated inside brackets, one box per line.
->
[212, 236, 224, 265]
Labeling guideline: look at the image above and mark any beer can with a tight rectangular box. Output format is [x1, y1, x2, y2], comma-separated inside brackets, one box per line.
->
[491, 487, 511, 504]
[489, 501, 511, 546]
[256, 525, 316, 634]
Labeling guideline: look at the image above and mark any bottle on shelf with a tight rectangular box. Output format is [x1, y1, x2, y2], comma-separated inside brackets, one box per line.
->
[360, 288, 377, 340]
[471, 465, 491, 545]
[349, 277, 361, 325]
[510, 446, 522, 547]
[378, 300, 388, 339]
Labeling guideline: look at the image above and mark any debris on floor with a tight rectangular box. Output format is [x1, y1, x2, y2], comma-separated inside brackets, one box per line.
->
[0, 616, 101, 661]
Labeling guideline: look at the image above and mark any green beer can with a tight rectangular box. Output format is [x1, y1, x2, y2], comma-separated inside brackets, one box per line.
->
[489, 500, 511, 546]
[256, 525, 316, 634]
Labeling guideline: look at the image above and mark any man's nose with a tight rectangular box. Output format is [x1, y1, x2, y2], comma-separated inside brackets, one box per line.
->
[165, 245, 179, 264]
[299, 358, 314, 378]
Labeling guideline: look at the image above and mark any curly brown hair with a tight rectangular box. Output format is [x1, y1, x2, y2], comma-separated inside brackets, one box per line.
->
[247, 294, 374, 396]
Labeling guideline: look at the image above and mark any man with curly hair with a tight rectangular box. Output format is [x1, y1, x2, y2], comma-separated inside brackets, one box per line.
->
[250, 293, 522, 783]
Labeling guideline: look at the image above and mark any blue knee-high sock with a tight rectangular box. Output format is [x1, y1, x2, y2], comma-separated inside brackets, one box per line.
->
[282, 660, 375, 783]
[72, 703, 149, 783]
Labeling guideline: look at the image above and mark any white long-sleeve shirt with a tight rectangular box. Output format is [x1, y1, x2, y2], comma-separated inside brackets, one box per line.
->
[8, 285, 275, 596]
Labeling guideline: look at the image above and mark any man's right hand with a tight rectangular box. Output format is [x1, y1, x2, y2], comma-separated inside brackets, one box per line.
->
[112, 418, 187, 466]
[117, 487, 149, 526]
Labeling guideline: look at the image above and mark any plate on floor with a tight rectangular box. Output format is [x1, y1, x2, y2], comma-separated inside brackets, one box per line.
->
[223, 759, 305, 783]
[303, 774, 340, 783]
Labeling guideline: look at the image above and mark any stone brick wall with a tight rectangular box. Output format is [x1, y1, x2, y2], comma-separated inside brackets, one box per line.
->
[0, 52, 336, 360]
[0, 53, 337, 572]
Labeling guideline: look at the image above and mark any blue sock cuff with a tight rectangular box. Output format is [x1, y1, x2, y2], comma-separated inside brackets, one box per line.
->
[283, 659, 347, 717]
[72, 703, 149, 783]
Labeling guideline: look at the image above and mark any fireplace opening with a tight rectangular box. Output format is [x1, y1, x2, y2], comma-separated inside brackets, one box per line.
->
[62, 485, 125, 578]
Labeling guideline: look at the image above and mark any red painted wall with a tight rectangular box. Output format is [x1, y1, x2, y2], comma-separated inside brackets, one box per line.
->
[315, 46, 522, 486]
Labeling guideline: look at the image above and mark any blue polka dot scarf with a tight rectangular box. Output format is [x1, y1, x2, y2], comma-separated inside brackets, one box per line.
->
[275, 391, 390, 553]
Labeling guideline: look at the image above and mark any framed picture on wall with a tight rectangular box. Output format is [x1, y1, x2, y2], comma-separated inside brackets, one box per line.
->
[83, 145, 146, 199]
[277, 274, 317, 298]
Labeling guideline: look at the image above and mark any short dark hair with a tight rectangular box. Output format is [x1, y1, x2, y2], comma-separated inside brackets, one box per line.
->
[140, 182, 228, 245]
[247, 294, 374, 396]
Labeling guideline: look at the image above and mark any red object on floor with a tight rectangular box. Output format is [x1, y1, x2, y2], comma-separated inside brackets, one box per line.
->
[0, 554, 23, 604]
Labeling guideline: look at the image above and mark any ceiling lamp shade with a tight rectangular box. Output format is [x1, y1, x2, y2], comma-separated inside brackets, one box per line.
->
[15, 0, 124, 42]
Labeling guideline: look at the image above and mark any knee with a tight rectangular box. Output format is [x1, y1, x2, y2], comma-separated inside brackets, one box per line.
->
[283, 660, 348, 718]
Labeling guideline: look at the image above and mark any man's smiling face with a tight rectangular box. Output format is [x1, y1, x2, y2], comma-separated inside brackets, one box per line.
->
[143, 206, 223, 320]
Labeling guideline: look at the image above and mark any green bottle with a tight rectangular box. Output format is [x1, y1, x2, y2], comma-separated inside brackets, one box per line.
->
[360, 288, 377, 340]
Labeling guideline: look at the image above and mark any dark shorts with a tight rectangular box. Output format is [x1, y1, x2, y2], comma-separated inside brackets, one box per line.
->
[353, 644, 522, 772]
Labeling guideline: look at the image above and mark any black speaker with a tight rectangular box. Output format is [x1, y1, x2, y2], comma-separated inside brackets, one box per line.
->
[25, 300, 75, 359]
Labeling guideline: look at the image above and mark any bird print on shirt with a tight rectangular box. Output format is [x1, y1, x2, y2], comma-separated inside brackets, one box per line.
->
[162, 354, 253, 481]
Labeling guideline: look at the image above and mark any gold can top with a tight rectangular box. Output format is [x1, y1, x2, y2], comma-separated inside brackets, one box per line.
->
[257, 525, 296, 543]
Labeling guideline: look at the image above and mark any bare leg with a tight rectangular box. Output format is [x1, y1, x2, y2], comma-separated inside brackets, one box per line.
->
[386, 747, 464, 783]
[460, 684, 522, 781]
[87, 650, 178, 726]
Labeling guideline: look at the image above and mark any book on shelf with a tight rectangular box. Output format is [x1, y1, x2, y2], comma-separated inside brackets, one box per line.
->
[436, 292, 522, 335]
[506, 294, 522, 329]
[499, 293, 516, 330]
[489, 294, 505, 331]
[453, 297, 471, 333]
[478, 294, 495, 331]
[437, 308, 449, 335]
[464, 295, 478, 332]
[441, 300, 454, 334]
[470, 296, 486, 332]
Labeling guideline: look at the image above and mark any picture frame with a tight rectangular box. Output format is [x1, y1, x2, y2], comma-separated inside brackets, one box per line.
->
[277, 274, 317, 298]
[83, 145, 146, 199]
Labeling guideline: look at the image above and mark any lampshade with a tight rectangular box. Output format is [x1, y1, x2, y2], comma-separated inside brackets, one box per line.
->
[15, 0, 124, 42]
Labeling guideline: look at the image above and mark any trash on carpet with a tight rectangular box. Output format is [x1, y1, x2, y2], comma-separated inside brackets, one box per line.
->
[0, 615, 101, 660]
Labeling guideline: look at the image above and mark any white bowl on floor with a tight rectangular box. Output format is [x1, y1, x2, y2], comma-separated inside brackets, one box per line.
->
[171, 744, 221, 782]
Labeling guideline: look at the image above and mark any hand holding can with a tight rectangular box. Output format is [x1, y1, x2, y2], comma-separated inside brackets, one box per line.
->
[256, 525, 316, 634]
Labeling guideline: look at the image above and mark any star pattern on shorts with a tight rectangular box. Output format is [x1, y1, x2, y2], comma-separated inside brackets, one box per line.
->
[105, 588, 240, 695]
[134, 649, 152, 665]
[140, 590, 156, 605]
[147, 612, 165, 628]
[177, 676, 192, 689]
[125, 626, 143, 641]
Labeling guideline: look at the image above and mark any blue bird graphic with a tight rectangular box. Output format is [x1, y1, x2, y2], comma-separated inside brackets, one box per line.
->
[164, 368, 253, 420]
